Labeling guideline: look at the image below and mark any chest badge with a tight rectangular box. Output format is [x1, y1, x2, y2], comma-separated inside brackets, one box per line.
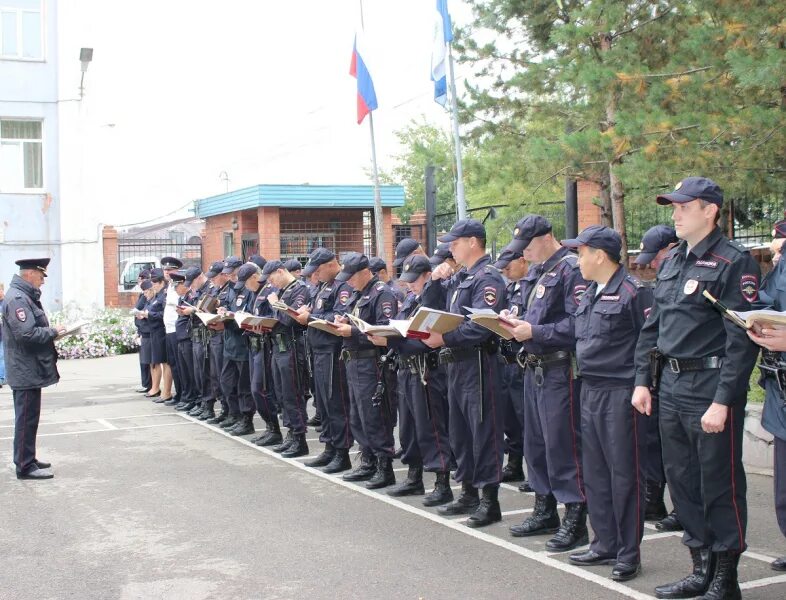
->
[316, 298, 324, 310]
[236, 297, 244, 307]
[684, 279, 699, 295]
[535, 284, 546, 299]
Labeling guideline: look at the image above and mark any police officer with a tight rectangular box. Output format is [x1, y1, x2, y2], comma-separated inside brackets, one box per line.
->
[218, 257, 256, 436]
[161, 257, 184, 406]
[422, 219, 507, 528]
[171, 271, 198, 412]
[134, 270, 153, 394]
[201, 261, 229, 424]
[635, 225, 683, 533]
[145, 268, 171, 402]
[2, 258, 65, 480]
[494, 248, 529, 487]
[747, 217, 786, 573]
[182, 267, 213, 419]
[632, 177, 760, 600]
[332, 253, 398, 488]
[299, 248, 354, 473]
[260, 259, 312, 457]
[429, 242, 457, 271]
[562, 226, 652, 582]
[370, 254, 455, 505]
[505, 215, 590, 551]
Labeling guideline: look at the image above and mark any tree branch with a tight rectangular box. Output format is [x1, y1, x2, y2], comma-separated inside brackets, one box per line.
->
[640, 66, 713, 79]
[611, 9, 673, 41]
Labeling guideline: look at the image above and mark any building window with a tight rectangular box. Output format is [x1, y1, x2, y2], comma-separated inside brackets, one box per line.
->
[0, 1, 43, 60]
[223, 232, 234, 257]
[0, 119, 43, 191]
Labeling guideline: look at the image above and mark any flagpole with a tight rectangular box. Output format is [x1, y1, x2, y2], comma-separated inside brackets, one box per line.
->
[367, 112, 386, 259]
[446, 42, 468, 221]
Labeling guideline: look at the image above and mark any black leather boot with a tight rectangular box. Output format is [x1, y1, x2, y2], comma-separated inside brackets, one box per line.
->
[387, 465, 424, 497]
[438, 482, 480, 516]
[656, 509, 684, 532]
[306, 414, 322, 427]
[423, 471, 454, 507]
[230, 414, 255, 436]
[342, 454, 377, 481]
[645, 479, 668, 521]
[466, 484, 502, 528]
[698, 551, 740, 600]
[501, 454, 525, 482]
[654, 547, 716, 599]
[198, 403, 215, 421]
[206, 402, 228, 424]
[188, 402, 204, 417]
[322, 448, 352, 474]
[281, 433, 309, 458]
[305, 444, 335, 468]
[272, 430, 294, 453]
[254, 419, 283, 446]
[509, 493, 560, 537]
[366, 456, 396, 489]
[518, 480, 534, 493]
[546, 502, 588, 551]
[220, 414, 240, 430]
[176, 401, 195, 412]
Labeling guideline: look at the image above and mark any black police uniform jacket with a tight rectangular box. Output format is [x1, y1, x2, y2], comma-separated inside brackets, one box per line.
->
[1, 274, 60, 390]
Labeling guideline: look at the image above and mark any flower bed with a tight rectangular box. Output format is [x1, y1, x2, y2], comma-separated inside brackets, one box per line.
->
[52, 308, 139, 360]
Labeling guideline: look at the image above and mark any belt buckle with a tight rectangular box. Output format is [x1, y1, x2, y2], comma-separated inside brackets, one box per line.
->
[668, 358, 681, 374]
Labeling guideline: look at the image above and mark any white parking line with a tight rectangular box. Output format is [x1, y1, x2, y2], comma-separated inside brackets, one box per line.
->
[0, 413, 173, 429]
[740, 573, 786, 590]
[95, 419, 118, 430]
[0, 420, 195, 440]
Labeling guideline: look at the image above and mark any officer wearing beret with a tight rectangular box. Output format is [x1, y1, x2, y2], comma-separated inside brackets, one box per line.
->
[632, 177, 760, 599]
[494, 247, 529, 488]
[332, 252, 398, 488]
[2, 258, 65, 480]
[299, 248, 355, 473]
[562, 226, 653, 582]
[242, 262, 284, 447]
[258, 260, 312, 457]
[422, 219, 507, 528]
[635, 225, 683, 533]
[505, 215, 590, 550]
[369, 254, 455, 504]
[217, 256, 257, 436]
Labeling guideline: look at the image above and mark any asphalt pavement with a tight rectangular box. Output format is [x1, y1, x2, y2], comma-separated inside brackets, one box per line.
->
[1, 353, 785, 600]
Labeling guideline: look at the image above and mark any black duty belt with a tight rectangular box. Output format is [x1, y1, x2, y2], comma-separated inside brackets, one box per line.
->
[521, 350, 571, 367]
[438, 347, 478, 365]
[341, 348, 380, 362]
[664, 356, 722, 374]
[502, 354, 519, 365]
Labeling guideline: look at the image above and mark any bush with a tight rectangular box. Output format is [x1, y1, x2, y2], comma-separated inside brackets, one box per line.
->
[51, 307, 139, 360]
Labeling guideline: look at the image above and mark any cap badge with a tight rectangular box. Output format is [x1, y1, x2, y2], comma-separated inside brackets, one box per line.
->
[514, 228, 520, 236]
[675, 181, 683, 191]
[639, 242, 644, 250]
[404, 264, 410, 271]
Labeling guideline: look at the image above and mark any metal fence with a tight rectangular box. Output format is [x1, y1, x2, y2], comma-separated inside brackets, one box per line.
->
[117, 239, 202, 291]
[730, 196, 784, 246]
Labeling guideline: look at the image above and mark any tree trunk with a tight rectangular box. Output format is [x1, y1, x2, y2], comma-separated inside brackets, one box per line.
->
[599, 170, 614, 228]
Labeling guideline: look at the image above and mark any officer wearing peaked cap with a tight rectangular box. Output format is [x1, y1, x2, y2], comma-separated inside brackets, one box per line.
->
[2, 258, 65, 480]
[632, 177, 760, 599]
[199, 260, 229, 422]
[421, 219, 508, 528]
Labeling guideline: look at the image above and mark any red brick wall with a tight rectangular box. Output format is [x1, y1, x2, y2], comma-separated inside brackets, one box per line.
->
[102, 226, 119, 307]
[577, 180, 602, 231]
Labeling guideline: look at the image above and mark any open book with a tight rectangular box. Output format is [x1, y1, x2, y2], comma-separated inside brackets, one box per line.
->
[703, 290, 786, 331]
[346, 314, 413, 338]
[56, 321, 89, 340]
[307, 318, 345, 336]
[233, 311, 278, 331]
[195, 311, 235, 327]
[465, 307, 516, 340]
[271, 301, 302, 319]
[347, 307, 465, 339]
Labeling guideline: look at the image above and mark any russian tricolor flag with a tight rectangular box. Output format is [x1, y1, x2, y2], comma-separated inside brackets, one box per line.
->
[431, 0, 453, 106]
[349, 34, 378, 125]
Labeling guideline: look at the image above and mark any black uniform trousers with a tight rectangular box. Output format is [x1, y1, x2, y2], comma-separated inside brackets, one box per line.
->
[345, 355, 394, 458]
[397, 361, 453, 472]
[139, 337, 152, 390]
[503, 360, 525, 458]
[776, 436, 786, 540]
[176, 338, 195, 404]
[645, 392, 666, 484]
[581, 381, 646, 565]
[522, 361, 585, 504]
[446, 350, 505, 489]
[13, 388, 42, 474]
[271, 339, 308, 435]
[165, 332, 182, 402]
[659, 368, 747, 552]
[312, 349, 353, 449]
[208, 332, 224, 407]
[220, 358, 254, 417]
[192, 336, 210, 402]
[249, 343, 278, 423]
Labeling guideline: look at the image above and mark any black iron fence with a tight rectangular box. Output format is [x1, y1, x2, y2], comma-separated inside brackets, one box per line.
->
[117, 239, 202, 290]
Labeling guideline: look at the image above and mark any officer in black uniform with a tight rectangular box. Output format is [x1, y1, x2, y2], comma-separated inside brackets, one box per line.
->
[261, 259, 312, 457]
[632, 177, 760, 600]
[134, 270, 153, 394]
[429, 242, 456, 271]
[422, 219, 507, 528]
[299, 248, 355, 473]
[332, 253, 398, 489]
[204, 260, 231, 425]
[505, 215, 590, 551]
[635, 225, 683, 533]
[494, 248, 529, 487]
[182, 267, 213, 419]
[370, 254, 455, 505]
[171, 271, 197, 412]
[2, 258, 64, 480]
[562, 226, 652, 582]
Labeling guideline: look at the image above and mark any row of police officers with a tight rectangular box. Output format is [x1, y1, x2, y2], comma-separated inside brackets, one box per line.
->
[126, 176, 786, 600]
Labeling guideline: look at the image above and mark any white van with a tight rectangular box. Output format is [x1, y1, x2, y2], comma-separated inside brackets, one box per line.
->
[119, 256, 160, 291]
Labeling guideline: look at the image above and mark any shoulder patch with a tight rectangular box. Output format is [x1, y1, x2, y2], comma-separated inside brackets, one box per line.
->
[483, 286, 497, 306]
[15, 307, 27, 322]
[740, 274, 759, 303]
[573, 284, 587, 305]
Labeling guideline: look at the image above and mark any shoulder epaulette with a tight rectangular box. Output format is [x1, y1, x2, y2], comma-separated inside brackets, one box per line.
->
[625, 274, 644, 288]
[727, 239, 748, 254]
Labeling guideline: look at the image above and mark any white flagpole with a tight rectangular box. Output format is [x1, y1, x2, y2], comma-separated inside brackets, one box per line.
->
[446, 42, 468, 221]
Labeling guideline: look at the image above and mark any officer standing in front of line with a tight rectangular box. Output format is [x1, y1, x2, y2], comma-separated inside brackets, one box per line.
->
[632, 177, 760, 600]
[2, 258, 65, 480]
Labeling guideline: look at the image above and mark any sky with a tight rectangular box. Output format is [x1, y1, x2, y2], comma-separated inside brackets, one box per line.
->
[68, 0, 475, 228]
